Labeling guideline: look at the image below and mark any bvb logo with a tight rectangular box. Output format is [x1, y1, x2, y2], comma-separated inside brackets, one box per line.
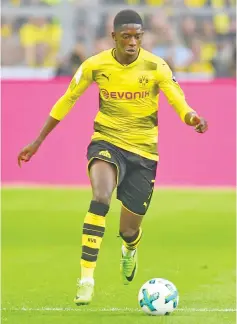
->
[138, 75, 149, 88]
[100, 88, 109, 100]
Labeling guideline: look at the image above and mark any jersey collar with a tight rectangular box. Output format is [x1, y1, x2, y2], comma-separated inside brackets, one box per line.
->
[111, 48, 143, 68]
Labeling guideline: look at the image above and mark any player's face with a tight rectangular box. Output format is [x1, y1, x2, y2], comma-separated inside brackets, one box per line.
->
[112, 24, 144, 57]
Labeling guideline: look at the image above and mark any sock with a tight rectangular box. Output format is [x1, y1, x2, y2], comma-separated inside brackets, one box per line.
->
[80, 201, 109, 282]
[120, 227, 143, 253]
[80, 278, 95, 285]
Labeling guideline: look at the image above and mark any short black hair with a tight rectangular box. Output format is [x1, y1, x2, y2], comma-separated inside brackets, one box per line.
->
[113, 10, 143, 30]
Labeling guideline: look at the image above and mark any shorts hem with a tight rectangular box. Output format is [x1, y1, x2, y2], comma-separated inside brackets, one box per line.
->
[120, 201, 145, 216]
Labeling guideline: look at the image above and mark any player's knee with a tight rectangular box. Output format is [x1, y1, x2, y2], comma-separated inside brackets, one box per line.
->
[93, 190, 112, 206]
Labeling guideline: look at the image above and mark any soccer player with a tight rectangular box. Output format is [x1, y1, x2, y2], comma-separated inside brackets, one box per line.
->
[17, 10, 208, 305]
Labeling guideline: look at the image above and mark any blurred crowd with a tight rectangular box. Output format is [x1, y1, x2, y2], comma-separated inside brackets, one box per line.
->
[2, 0, 236, 6]
[1, 0, 236, 78]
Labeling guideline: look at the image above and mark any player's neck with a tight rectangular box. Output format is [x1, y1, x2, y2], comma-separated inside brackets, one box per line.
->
[114, 49, 139, 66]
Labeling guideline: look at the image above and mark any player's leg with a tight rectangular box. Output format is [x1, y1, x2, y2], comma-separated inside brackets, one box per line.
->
[119, 206, 143, 284]
[118, 156, 157, 285]
[74, 140, 126, 305]
[120, 206, 143, 250]
[82, 159, 117, 279]
[74, 159, 117, 305]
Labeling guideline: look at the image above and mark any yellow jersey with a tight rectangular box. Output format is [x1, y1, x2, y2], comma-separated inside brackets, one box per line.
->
[50, 48, 194, 161]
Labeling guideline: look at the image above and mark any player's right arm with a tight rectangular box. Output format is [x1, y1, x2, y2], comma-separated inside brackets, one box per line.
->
[18, 60, 93, 167]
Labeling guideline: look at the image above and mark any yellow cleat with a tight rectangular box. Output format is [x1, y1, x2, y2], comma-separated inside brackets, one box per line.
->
[120, 245, 138, 285]
[74, 280, 94, 306]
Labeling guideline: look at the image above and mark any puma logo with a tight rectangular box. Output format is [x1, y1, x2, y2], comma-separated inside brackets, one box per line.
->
[102, 73, 111, 81]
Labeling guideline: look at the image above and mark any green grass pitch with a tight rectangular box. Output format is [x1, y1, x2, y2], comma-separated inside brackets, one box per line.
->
[1, 187, 236, 324]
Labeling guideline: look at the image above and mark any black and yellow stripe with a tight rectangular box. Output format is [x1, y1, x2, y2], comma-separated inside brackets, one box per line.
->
[80, 201, 109, 268]
[121, 227, 143, 251]
[83, 223, 105, 237]
[81, 246, 99, 262]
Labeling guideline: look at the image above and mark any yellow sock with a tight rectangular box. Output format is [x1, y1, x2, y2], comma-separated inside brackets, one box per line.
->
[80, 201, 109, 280]
[123, 227, 143, 251]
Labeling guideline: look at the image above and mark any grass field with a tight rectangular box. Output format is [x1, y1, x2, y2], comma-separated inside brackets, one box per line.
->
[1, 187, 236, 324]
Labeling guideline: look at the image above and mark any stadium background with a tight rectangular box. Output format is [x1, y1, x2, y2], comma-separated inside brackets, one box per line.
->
[1, 0, 236, 185]
[1, 0, 236, 79]
[1, 1, 236, 324]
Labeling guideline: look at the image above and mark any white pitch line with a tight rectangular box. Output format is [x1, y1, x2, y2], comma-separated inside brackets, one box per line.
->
[1, 307, 236, 313]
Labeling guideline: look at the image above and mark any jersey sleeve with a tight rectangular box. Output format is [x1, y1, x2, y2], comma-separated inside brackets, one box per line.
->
[156, 60, 195, 122]
[50, 59, 93, 120]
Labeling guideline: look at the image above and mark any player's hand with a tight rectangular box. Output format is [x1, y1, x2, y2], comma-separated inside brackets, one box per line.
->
[190, 115, 208, 134]
[17, 140, 42, 167]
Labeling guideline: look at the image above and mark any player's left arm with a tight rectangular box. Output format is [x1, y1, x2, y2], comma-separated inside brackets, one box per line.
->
[157, 61, 208, 133]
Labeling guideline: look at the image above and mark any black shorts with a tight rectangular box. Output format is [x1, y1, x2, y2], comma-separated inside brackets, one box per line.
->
[87, 140, 158, 216]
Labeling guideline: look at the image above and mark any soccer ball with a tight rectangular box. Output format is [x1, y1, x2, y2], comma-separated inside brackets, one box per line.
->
[138, 278, 179, 316]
